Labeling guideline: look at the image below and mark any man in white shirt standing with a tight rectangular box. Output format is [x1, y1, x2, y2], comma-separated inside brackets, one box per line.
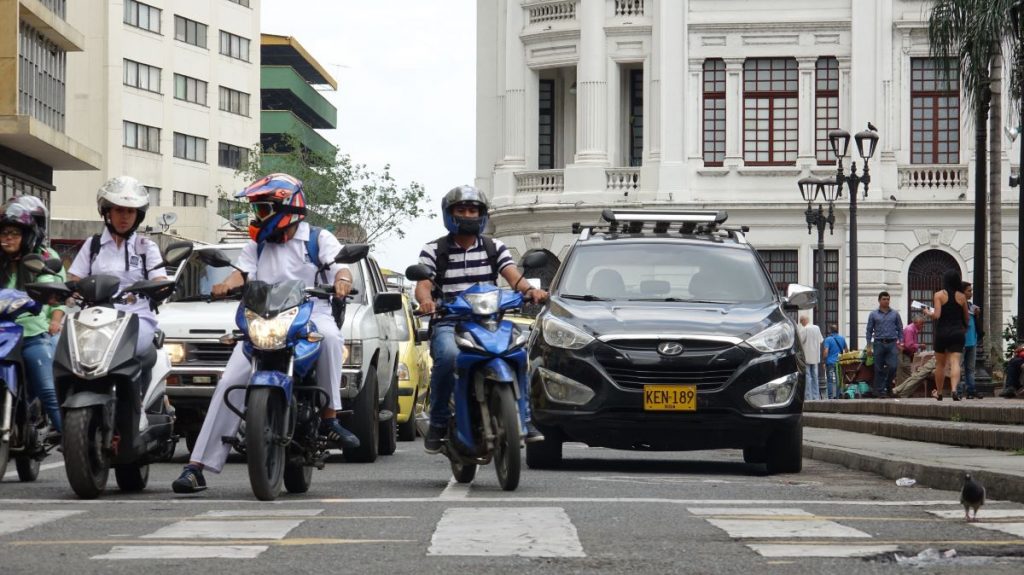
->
[798, 315, 824, 401]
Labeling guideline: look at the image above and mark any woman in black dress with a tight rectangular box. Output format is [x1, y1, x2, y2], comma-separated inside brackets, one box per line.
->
[926, 269, 969, 400]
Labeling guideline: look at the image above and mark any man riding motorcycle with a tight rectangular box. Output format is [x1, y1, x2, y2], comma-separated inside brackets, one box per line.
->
[414, 185, 548, 453]
[172, 173, 359, 493]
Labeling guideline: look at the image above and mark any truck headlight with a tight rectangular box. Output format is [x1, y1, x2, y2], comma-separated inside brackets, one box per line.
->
[343, 340, 363, 367]
[245, 308, 298, 350]
[744, 373, 799, 409]
[165, 342, 186, 364]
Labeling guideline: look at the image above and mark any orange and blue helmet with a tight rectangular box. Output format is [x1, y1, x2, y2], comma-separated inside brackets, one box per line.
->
[236, 173, 307, 244]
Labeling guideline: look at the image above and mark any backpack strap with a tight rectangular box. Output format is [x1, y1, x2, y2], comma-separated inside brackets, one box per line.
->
[135, 235, 149, 279]
[306, 226, 325, 285]
[87, 233, 102, 274]
[481, 236, 500, 281]
[431, 235, 450, 300]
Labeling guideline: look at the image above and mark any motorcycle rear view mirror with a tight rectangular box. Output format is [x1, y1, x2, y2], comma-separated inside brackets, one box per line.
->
[159, 240, 194, 269]
[197, 248, 243, 272]
[44, 257, 64, 275]
[335, 243, 370, 264]
[24, 282, 72, 307]
[404, 264, 433, 282]
[20, 253, 46, 274]
[521, 251, 549, 269]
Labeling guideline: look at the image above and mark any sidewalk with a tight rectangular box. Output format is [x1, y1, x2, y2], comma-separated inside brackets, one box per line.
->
[802, 397, 1024, 503]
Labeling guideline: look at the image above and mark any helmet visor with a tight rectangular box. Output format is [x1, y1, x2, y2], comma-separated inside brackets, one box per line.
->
[250, 201, 277, 222]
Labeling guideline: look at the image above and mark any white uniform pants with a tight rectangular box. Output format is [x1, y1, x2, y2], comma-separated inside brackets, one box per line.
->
[189, 309, 343, 473]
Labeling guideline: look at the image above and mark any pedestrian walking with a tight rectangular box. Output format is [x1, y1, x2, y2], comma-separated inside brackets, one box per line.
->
[822, 324, 848, 399]
[958, 281, 981, 399]
[798, 316, 824, 400]
[865, 291, 904, 398]
[925, 269, 969, 401]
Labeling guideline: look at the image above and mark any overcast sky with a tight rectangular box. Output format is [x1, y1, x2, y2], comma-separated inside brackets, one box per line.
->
[260, 0, 476, 272]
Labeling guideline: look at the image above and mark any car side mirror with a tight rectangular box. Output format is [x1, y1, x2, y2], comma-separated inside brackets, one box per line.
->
[784, 283, 817, 310]
[373, 292, 403, 314]
[405, 264, 433, 282]
[335, 244, 369, 264]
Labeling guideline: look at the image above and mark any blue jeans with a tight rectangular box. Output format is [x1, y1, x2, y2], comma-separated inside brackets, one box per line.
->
[825, 363, 839, 399]
[872, 341, 898, 395]
[804, 364, 821, 400]
[428, 323, 532, 428]
[22, 333, 62, 433]
[959, 345, 976, 395]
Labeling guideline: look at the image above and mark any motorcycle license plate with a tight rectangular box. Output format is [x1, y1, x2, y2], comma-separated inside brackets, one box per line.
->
[643, 385, 697, 411]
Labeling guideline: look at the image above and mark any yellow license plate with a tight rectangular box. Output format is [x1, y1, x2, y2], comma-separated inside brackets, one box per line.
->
[643, 385, 697, 411]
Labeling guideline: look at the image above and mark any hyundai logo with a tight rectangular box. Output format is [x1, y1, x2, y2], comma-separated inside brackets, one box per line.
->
[657, 342, 684, 356]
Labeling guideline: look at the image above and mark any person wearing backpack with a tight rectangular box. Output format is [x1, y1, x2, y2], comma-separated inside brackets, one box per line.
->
[822, 324, 848, 399]
[414, 185, 548, 453]
[172, 173, 359, 494]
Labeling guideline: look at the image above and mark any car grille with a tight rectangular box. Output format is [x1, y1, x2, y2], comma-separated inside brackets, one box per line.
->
[187, 342, 234, 364]
[605, 339, 734, 353]
[601, 365, 735, 389]
[596, 339, 746, 390]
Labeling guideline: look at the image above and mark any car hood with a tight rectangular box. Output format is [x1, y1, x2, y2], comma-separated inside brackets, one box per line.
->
[160, 300, 239, 339]
[547, 297, 785, 341]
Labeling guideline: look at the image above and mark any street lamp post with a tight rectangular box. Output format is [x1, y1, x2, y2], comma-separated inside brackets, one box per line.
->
[799, 176, 839, 333]
[1012, 0, 1024, 342]
[829, 127, 879, 350]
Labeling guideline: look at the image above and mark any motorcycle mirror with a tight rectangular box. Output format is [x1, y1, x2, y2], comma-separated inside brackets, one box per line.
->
[405, 264, 433, 281]
[521, 251, 549, 269]
[197, 248, 236, 269]
[160, 240, 194, 269]
[20, 253, 47, 274]
[44, 257, 64, 275]
[335, 243, 370, 264]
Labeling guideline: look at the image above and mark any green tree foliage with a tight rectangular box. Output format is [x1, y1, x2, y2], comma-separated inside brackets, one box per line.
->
[234, 133, 432, 244]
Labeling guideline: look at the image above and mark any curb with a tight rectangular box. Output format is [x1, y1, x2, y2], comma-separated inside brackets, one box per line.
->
[804, 399, 1024, 425]
[803, 413, 1024, 451]
[802, 441, 1024, 504]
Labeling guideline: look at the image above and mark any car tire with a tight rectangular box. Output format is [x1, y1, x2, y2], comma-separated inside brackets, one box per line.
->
[344, 367, 379, 463]
[526, 434, 563, 469]
[742, 445, 766, 465]
[765, 422, 803, 474]
[378, 373, 398, 456]
[397, 390, 416, 442]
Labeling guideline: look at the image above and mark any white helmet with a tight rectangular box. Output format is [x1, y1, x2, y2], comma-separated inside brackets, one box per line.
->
[97, 175, 150, 236]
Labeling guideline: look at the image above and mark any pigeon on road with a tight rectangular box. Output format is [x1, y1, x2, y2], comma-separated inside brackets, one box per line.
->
[960, 473, 985, 522]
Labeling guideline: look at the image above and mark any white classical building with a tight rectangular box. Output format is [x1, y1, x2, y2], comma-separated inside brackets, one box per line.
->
[52, 0, 260, 244]
[477, 0, 1020, 348]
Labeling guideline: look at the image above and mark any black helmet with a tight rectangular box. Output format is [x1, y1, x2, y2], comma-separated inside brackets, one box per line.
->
[441, 185, 489, 236]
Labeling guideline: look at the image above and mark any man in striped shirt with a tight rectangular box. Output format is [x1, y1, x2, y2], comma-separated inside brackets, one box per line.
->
[415, 185, 548, 453]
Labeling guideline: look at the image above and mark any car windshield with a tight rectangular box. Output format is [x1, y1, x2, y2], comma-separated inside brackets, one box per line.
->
[556, 243, 774, 304]
[169, 248, 242, 302]
[393, 308, 411, 339]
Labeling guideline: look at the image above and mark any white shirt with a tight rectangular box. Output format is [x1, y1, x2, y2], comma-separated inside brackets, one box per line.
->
[68, 228, 167, 323]
[798, 323, 824, 365]
[236, 222, 349, 313]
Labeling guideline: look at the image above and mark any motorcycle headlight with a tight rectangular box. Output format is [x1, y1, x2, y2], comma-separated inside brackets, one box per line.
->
[397, 362, 410, 381]
[745, 321, 795, 353]
[744, 372, 799, 409]
[245, 307, 299, 350]
[465, 291, 500, 315]
[165, 342, 186, 364]
[541, 315, 595, 350]
[73, 318, 128, 371]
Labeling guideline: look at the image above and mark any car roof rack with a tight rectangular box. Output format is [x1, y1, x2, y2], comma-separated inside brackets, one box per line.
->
[572, 209, 748, 242]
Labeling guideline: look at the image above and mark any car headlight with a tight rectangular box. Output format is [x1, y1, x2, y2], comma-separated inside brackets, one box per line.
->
[465, 291, 500, 315]
[541, 315, 595, 350]
[397, 362, 410, 381]
[73, 318, 127, 371]
[744, 372, 799, 409]
[165, 342, 186, 364]
[245, 308, 299, 350]
[343, 340, 363, 367]
[745, 321, 795, 353]
[538, 367, 595, 405]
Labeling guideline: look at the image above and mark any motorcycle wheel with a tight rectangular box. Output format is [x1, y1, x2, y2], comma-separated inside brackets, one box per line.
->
[490, 384, 521, 491]
[283, 464, 313, 494]
[0, 392, 10, 478]
[246, 387, 286, 501]
[15, 455, 40, 482]
[378, 373, 398, 456]
[114, 463, 150, 492]
[450, 459, 477, 483]
[63, 408, 110, 499]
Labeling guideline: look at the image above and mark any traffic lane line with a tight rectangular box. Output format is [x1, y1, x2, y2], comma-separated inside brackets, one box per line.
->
[0, 510, 83, 536]
[0, 497, 1011, 505]
[9, 538, 416, 547]
[748, 544, 899, 558]
[94, 545, 268, 560]
[1, 461, 65, 481]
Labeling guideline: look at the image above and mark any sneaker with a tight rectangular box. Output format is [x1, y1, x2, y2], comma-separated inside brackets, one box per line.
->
[424, 425, 446, 454]
[322, 418, 360, 450]
[171, 465, 207, 494]
[1000, 387, 1018, 398]
[524, 421, 545, 443]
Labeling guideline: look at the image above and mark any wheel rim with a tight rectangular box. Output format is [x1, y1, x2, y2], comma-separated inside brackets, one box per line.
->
[262, 397, 285, 482]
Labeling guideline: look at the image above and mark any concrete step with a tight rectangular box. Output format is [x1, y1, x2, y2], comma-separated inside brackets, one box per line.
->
[803, 427, 1024, 504]
[805, 397, 1024, 425]
[804, 412, 1024, 451]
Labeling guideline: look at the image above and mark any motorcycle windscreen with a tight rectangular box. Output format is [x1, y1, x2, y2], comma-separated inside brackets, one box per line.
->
[243, 279, 306, 317]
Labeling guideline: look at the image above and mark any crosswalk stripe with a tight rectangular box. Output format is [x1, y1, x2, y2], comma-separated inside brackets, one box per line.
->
[141, 519, 306, 540]
[747, 544, 899, 558]
[200, 510, 324, 518]
[2, 461, 65, 481]
[971, 523, 1024, 538]
[92, 545, 269, 560]
[689, 507, 871, 539]
[928, 509, 1024, 520]
[689, 508, 814, 517]
[0, 510, 84, 536]
[428, 507, 585, 557]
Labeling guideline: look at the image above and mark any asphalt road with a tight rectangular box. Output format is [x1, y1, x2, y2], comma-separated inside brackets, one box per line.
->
[3, 439, 1024, 574]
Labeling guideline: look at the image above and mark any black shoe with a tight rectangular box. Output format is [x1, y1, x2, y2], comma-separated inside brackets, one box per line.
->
[424, 425, 446, 454]
[1000, 387, 1018, 398]
[171, 465, 207, 494]
[322, 418, 360, 450]
[524, 421, 545, 443]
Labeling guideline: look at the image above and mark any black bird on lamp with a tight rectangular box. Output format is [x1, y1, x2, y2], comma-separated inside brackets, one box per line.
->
[867, 121, 878, 132]
[889, 195, 897, 201]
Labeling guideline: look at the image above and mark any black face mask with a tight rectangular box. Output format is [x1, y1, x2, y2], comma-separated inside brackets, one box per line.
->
[453, 216, 484, 236]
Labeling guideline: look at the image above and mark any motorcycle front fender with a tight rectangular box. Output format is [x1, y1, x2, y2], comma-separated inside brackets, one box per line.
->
[63, 390, 115, 410]
[480, 357, 516, 384]
[0, 363, 16, 395]
[249, 370, 293, 404]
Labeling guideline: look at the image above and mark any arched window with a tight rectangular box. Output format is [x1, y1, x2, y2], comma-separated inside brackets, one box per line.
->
[907, 249, 960, 348]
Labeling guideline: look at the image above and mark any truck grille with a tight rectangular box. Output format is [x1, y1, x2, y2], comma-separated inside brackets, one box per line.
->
[186, 342, 234, 364]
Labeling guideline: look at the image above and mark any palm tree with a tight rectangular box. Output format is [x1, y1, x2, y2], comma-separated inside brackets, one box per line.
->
[928, 0, 1021, 365]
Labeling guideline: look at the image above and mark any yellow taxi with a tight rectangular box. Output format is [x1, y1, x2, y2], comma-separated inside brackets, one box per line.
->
[394, 294, 431, 441]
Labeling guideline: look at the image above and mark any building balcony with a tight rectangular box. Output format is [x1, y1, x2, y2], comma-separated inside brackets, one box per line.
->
[260, 110, 336, 158]
[261, 66, 337, 130]
[897, 165, 968, 191]
[516, 170, 564, 194]
[606, 167, 640, 193]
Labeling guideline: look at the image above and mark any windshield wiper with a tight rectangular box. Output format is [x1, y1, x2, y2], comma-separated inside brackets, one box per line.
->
[560, 293, 611, 301]
[627, 297, 732, 304]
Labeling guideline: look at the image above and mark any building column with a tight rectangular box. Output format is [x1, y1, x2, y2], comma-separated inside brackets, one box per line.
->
[574, 0, 608, 164]
[500, 0, 526, 167]
[724, 58, 745, 169]
[797, 56, 817, 167]
[687, 60, 703, 162]
[656, 0, 685, 165]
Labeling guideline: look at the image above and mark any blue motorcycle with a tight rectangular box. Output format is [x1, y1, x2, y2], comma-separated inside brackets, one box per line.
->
[199, 244, 369, 501]
[405, 261, 544, 491]
[0, 287, 53, 482]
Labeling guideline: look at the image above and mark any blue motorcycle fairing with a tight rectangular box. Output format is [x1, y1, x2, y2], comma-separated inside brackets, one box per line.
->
[293, 326, 320, 378]
[452, 352, 527, 450]
[0, 321, 23, 362]
[0, 288, 42, 318]
[0, 362, 16, 395]
[445, 283, 524, 317]
[250, 370, 293, 402]
[459, 320, 516, 355]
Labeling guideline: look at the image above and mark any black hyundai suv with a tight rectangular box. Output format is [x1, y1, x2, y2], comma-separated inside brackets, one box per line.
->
[526, 209, 816, 474]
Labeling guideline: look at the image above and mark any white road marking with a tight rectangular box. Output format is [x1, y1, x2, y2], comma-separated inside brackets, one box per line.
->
[439, 477, 470, 500]
[0, 497, 977, 506]
[200, 510, 324, 518]
[972, 523, 1024, 538]
[0, 510, 83, 536]
[428, 507, 585, 557]
[141, 519, 305, 540]
[693, 507, 872, 539]
[2, 461, 65, 481]
[689, 508, 814, 517]
[93, 545, 268, 560]
[928, 509, 1024, 519]
[748, 544, 899, 558]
